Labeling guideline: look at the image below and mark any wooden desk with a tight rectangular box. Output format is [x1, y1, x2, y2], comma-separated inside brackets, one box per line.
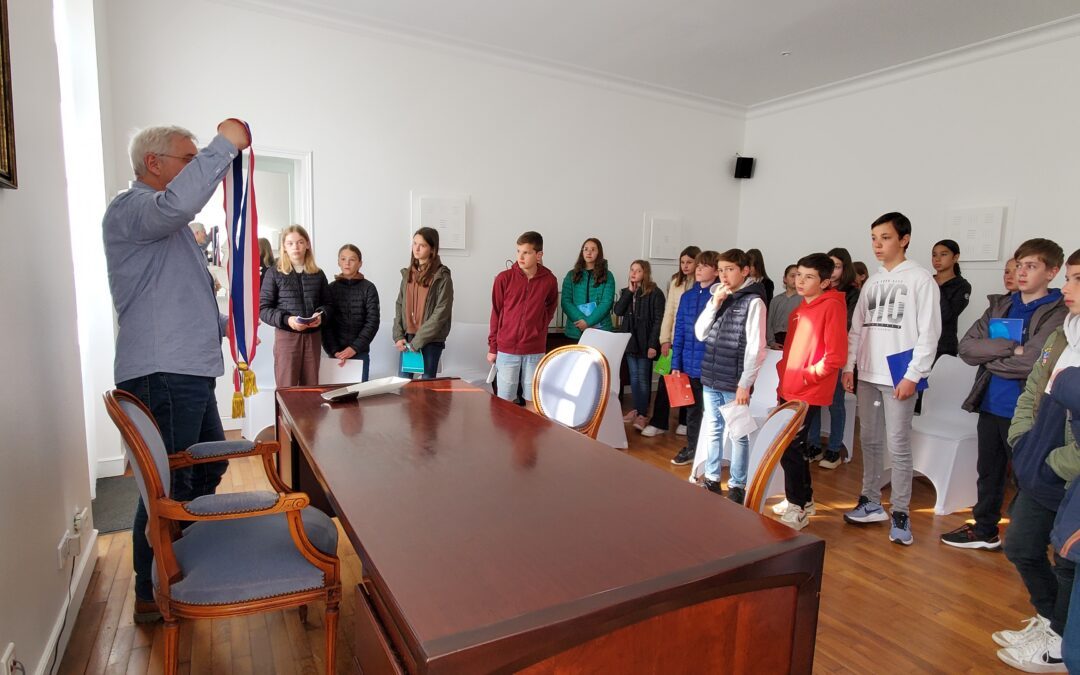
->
[276, 380, 824, 674]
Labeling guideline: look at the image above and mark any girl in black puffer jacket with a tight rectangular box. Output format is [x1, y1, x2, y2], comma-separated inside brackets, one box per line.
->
[260, 225, 332, 387]
[323, 244, 380, 382]
[614, 260, 666, 431]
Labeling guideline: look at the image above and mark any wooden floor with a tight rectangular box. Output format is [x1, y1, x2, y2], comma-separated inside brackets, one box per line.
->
[61, 406, 1030, 674]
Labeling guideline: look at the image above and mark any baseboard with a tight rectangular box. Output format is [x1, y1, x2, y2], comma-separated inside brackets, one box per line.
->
[96, 455, 126, 479]
[35, 529, 98, 675]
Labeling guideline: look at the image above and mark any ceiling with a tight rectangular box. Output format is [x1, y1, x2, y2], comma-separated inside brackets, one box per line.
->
[238, 0, 1080, 107]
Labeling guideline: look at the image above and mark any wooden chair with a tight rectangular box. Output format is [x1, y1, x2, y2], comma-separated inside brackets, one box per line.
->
[103, 390, 341, 675]
[531, 344, 610, 439]
[743, 400, 809, 514]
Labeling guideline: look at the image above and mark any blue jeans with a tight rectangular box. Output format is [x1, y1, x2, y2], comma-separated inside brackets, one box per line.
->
[701, 387, 749, 487]
[495, 352, 542, 402]
[625, 355, 653, 415]
[116, 373, 228, 601]
[351, 352, 371, 382]
[807, 377, 846, 451]
[1066, 575, 1080, 671]
[399, 336, 445, 380]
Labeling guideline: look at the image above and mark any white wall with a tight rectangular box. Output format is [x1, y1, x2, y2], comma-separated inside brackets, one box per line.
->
[0, 0, 96, 671]
[95, 0, 746, 328]
[739, 32, 1080, 333]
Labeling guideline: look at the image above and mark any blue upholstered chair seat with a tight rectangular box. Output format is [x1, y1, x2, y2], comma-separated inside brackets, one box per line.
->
[187, 439, 256, 459]
[154, 507, 338, 605]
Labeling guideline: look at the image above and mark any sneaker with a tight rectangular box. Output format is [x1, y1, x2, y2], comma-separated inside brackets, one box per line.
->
[702, 478, 723, 495]
[996, 627, 1066, 672]
[623, 409, 638, 423]
[804, 445, 824, 462]
[940, 523, 1002, 550]
[633, 415, 648, 431]
[780, 504, 809, 530]
[134, 599, 162, 624]
[675, 424, 687, 436]
[819, 450, 842, 469]
[994, 615, 1051, 648]
[727, 486, 745, 505]
[771, 499, 817, 516]
[889, 511, 913, 545]
[843, 496, 889, 524]
[671, 446, 694, 466]
[640, 425, 664, 437]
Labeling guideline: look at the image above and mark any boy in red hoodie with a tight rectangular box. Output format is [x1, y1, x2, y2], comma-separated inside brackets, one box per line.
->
[488, 231, 559, 409]
[775, 253, 849, 530]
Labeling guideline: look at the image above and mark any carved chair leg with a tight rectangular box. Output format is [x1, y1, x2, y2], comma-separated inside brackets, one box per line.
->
[324, 601, 340, 675]
[163, 619, 180, 675]
[298, 603, 308, 624]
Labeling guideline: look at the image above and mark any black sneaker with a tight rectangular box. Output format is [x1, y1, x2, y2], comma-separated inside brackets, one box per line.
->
[702, 479, 723, 495]
[819, 450, 842, 469]
[727, 486, 745, 505]
[804, 445, 824, 462]
[940, 523, 1001, 550]
[671, 446, 694, 466]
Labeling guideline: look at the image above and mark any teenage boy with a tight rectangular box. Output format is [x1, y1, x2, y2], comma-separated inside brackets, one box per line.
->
[670, 251, 721, 467]
[692, 249, 767, 504]
[994, 248, 1080, 672]
[774, 253, 848, 529]
[488, 231, 559, 409]
[942, 239, 1066, 550]
[842, 212, 941, 545]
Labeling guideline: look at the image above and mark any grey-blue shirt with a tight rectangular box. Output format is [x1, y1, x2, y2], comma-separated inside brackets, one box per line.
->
[103, 134, 238, 384]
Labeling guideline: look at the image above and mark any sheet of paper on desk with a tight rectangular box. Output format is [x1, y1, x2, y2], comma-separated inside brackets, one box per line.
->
[322, 376, 411, 402]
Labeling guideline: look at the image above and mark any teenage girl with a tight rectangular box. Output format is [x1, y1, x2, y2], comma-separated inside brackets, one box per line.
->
[392, 227, 454, 379]
[259, 225, 332, 387]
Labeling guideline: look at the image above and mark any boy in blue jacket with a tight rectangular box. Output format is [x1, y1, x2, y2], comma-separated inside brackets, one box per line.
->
[670, 250, 721, 467]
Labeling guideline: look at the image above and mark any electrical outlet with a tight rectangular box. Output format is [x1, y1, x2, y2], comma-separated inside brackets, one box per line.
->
[73, 507, 89, 534]
[56, 529, 79, 569]
[2, 642, 15, 675]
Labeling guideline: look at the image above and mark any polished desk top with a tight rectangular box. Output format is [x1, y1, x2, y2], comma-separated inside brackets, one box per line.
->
[277, 380, 819, 670]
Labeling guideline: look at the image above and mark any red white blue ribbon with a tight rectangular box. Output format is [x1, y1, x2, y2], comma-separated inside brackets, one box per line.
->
[222, 126, 259, 415]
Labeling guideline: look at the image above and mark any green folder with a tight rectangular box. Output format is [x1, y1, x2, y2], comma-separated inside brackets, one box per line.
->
[402, 350, 425, 374]
[653, 351, 672, 375]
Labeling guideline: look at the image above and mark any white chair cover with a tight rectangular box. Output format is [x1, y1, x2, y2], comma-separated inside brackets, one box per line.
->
[578, 329, 631, 448]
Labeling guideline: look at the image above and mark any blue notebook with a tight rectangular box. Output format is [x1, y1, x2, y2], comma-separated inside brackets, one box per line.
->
[989, 318, 1024, 342]
[886, 349, 929, 391]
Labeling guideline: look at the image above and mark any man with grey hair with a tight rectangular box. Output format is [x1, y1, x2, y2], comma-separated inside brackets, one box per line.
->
[103, 118, 250, 623]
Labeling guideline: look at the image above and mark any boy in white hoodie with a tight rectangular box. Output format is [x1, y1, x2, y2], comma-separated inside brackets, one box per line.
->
[842, 212, 942, 545]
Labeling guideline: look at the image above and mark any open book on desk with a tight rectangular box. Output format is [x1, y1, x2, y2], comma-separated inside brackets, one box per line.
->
[322, 376, 412, 402]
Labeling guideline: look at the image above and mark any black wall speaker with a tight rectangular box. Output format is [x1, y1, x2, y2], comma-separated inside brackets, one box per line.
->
[734, 157, 755, 179]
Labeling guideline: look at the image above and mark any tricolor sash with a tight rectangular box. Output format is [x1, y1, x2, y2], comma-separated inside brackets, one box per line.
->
[223, 128, 259, 417]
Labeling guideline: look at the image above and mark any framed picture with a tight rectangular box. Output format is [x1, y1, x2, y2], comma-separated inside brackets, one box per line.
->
[0, 0, 16, 189]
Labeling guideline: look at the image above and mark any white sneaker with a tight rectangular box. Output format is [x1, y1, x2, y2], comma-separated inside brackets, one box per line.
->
[771, 499, 816, 516]
[675, 424, 687, 436]
[780, 504, 809, 530]
[993, 615, 1050, 648]
[996, 626, 1066, 672]
[640, 425, 663, 437]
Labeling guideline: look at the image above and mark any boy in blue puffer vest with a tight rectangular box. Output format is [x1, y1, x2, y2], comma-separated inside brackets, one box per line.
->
[690, 248, 768, 504]
[669, 250, 721, 467]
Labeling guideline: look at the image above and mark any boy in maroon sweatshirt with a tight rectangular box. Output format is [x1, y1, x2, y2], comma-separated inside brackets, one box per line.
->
[488, 231, 559, 409]
[775, 253, 849, 530]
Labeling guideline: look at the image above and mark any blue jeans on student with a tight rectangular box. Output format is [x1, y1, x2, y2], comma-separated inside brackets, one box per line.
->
[399, 336, 445, 380]
[495, 352, 542, 402]
[625, 355, 653, 415]
[701, 387, 749, 487]
[807, 377, 845, 451]
[1065, 578, 1080, 671]
[351, 352, 371, 382]
[116, 373, 228, 602]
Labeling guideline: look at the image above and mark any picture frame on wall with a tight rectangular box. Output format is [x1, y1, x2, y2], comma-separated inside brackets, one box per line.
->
[0, 0, 17, 190]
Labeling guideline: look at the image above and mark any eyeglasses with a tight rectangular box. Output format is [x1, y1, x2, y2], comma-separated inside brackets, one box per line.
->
[156, 153, 196, 164]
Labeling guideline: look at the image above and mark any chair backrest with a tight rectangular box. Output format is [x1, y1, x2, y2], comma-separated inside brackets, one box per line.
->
[921, 354, 978, 423]
[532, 345, 610, 439]
[743, 400, 808, 513]
[103, 390, 172, 508]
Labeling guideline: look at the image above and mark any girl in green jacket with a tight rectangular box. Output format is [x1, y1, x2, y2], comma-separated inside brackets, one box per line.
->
[561, 238, 616, 340]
